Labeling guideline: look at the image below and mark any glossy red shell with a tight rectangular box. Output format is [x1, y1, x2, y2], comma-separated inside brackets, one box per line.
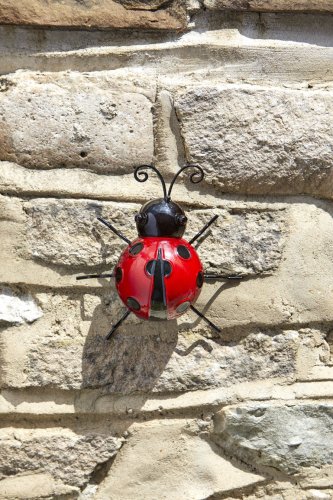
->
[115, 237, 203, 320]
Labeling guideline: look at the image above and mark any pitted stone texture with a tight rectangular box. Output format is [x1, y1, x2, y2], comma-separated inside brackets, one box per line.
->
[154, 329, 299, 392]
[96, 420, 264, 500]
[175, 85, 333, 199]
[0, 289, 299, 391]
[0, 473, 78, 499]
[0, 429, 122, 489]
[0, 0, 186, 30]
[0, 287, 42, 325]
[23, 198, 139, 268]
[17, 196, 286, 275]
[0, 70, 155, 173]
[212, 403, 333, 474]
[204, 0, 333, 12]
[23, 198, 285, 275]
[188, 208, 286, 276]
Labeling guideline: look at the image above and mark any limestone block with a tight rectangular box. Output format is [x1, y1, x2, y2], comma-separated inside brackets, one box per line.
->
[0, 0, 186, 30]
[96, 420, 264, 499]
[0, 70, 155, 173]
[174, 85, 333, 199]
[0, 428, 122, 489]
[212, 403, 333, 474]
[0, 287, 299, 391]
[0, 195, 286, 289]
[188, 208, 286, 276]
[0, 473, 78, 499]
[204, 0, 333, 12]
[0, 287, 42, 325]
[24, 198, 285, 274]
[23, 198, 140, 268]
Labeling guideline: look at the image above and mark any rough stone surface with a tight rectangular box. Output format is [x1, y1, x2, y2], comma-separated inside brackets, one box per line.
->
[0, 6, 332, 500]
[204, 0, 333, 12]
[0, 289, 300, 391]
[0, 428, 122, 488]
[212, 403, 333, 474]
[0, 473, 77, 499]
[0, 70, 155, 173]
[188, 208, 286, 276]
[0, 0, 186, 30]
[23, 198, 140, 268]
[96, 420, 265, 499]
[22, 197, 285, 275]
[175, 85, 333, 199]
[0, 287, 42, 325]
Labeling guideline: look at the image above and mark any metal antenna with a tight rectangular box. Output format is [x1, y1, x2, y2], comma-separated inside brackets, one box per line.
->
[106, 309, 131, 340]
[134, 165, 168, 201]
[189, 214, 219, 245]
[204, 274, 243, 280]
[190, 304, 221, 333]
[167, 164, 204, 199]
[76, 273, 115, 280]
[97, 217, 131, 245]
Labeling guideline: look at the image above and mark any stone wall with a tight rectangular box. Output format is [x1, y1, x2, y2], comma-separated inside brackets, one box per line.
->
[0, 1, 333, 499]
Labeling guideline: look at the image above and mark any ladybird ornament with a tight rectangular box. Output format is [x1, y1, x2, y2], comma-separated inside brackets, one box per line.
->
[77, 165, 241, 339]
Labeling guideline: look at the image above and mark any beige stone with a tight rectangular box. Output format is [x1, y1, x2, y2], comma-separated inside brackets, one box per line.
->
[2, 380, 333, 417]
[1, 15, 333, 83]
[0, 0, 186, 30]
[204, 0, 333, 12]
[0, 428, 122, 489]
[0, 473, 78, 499]
[0, 70, 155, 173]
[0, 289, 300, 390]
[96, 420, 264, 499]
[174, 84, 333, 200]
[2, 198, 333, 333]
[0, 195, 286, 288]
[212, 402, 333, 474]
[0, 287, 42, 325]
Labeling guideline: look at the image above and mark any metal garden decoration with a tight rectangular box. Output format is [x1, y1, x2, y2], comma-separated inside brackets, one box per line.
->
[77, 165, 240, 339]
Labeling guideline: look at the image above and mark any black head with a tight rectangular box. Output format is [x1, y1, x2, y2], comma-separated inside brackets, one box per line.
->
[135, 198, 187, 238]
[133, 164, 204, 238]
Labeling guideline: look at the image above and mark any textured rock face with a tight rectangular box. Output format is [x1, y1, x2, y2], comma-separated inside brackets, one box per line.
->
[0, 429, 122, 488]
[96, 420, 265, 500]
[204, 0, 333, 12]
[0, 4, 333, 500]
[189, 208, 286, 276]
[175, 85, 333, 199]
[22, 197, 286, 274]
[0, 71, 155, 173]
[0, 0, 186, 30]
[0, 290, 300, 390]
[0, 288, 42, 325]
[23, 198, 140, 268]
[212, 403, 333, 474]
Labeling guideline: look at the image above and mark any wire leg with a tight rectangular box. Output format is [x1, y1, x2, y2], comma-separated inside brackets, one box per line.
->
[189, 214, 219, 245]
[97, 217, 131, 245]
[204, 274, 243, 280]
[76, 273, 115, 281]
[106, 309, 131, 340]
[190, 305, 221, 333]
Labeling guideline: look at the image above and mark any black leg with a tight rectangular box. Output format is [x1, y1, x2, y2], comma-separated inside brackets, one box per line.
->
[190, 304, 221, 333]
[76, 273, 115, 280]
[97, 217, 131, 245]
[189, 214, 219, 245]
[106, 309, 131, 340]
[204, 274, 243, 280]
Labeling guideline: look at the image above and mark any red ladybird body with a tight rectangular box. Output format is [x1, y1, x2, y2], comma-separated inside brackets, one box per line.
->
[76, 164, 225, 337]
[115, 237, 204, 320]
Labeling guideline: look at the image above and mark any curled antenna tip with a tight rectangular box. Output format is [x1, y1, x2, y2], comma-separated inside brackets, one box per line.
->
[133, 165, 167, 201]
[167, 164, 204, 199]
